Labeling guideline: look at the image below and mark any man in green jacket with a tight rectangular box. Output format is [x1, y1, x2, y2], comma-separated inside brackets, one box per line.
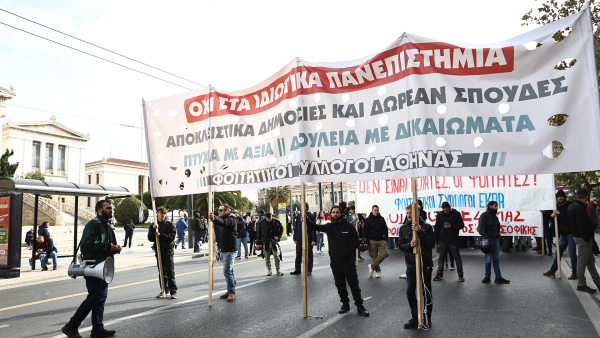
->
[62, 200, 121, 338]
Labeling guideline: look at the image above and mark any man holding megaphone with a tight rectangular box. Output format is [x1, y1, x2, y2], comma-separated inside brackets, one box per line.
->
[62, 199, 121, 338]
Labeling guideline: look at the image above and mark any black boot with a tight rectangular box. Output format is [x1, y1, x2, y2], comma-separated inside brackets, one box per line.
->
[404, 317, 418, 329]
[61, 325, 82, 338]
[357, 305, 369, 317]
[339, 303, 350, 313]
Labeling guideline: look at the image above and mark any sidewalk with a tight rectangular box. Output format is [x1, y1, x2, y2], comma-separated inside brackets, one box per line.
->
[3, 234, 295, 290]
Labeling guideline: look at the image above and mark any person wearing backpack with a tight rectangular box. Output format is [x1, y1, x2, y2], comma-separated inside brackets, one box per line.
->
[123, 219, 135, 248]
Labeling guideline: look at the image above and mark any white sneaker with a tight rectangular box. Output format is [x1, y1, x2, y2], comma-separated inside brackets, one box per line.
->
[375, 271, 381, 278]
[267, 270, 272, 276]
[368, 264, 373, 277]
[399, 274, 407, 279]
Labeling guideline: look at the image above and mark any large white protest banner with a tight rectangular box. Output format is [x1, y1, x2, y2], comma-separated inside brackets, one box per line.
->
[143, 7, 600, 197]
[355, 175, 555, 237]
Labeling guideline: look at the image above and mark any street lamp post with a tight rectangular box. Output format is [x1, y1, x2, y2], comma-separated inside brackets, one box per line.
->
[331, 182, 334, 206]
[318, 183, 323, 212]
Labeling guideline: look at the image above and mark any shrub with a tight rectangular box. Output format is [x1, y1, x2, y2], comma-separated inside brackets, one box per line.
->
[114, 196, 148, 224]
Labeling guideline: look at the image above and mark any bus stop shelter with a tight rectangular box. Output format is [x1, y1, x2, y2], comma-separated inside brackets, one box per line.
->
[0, 177, 132, 271]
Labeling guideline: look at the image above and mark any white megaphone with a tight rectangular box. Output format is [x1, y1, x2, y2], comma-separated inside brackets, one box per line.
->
[68, 257, 115, 284]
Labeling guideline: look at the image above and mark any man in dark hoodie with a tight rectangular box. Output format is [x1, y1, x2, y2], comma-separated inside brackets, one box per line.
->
[568, 189, 600, 293]
[362, 205, 388, 278]
[306, 206, 369, 317]
[433, 202, 465, 282]
[479, 201, 510, 284]
[398, 204, 435, 329]
[148, 206, 178, 299]
[543, 189, 576, 279]
[209, 204, 239, 302]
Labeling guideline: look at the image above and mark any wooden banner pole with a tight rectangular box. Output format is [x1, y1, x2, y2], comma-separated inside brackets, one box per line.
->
[208, 192, 214, 306]
[301, 183, 308, 318]
[554, 216, 561, 279]
[152, 198, 166, 298]
[411, 178, 423, 327]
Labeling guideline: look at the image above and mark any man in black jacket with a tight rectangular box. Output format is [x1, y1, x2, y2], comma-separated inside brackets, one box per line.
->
[398, 204, 435, 329]
[568, 189, 600, 293]
[124, 219, 135, 248]
[235, 215, 248, 259]
[433, 202, 465, 282]
[209, 204, 238, 302]
[148, 206, 178, 299]
[362, 205, 388, 278]
[479, 201, 510, 284]
[306, 206, 369, 317]
[291, 203, 317, 275]
[256, 212, 284, 276]
[543, 189, 577, 279]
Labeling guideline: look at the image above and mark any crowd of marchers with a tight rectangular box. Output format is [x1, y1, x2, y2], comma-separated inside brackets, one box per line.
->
[58, 186, 600, 337]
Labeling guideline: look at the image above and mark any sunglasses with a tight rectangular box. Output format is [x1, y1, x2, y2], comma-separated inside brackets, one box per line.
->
[218, 209, 225, 212]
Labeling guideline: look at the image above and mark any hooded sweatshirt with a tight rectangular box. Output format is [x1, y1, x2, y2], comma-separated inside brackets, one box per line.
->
[362, 212, 388, 241]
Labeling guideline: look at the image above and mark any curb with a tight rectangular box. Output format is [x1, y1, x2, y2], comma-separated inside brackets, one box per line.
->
[0, 255, 200, 289]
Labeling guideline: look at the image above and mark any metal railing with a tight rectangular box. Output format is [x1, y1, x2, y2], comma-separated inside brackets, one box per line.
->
[23, 193, 58, 221]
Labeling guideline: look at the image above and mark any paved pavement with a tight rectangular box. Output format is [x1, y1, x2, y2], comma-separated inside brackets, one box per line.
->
[1, 238, 600, 338]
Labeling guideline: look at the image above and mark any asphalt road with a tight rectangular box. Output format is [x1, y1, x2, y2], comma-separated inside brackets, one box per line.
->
[0, 242, 598, 338]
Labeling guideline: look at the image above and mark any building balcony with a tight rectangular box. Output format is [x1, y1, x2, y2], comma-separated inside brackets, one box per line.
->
[57, 169, 66, 176]
[45, 168, 53, 175]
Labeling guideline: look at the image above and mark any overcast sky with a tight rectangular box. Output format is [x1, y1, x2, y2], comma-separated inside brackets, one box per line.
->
[0, 0, 545, 165]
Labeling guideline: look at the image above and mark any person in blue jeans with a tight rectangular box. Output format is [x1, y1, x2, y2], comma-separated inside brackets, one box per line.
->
[478, 201, 510, 284]
[190, 212, 202, 253]
[175, 216, 188, 249]
[35, 236, 58, 270]
[316, 211, 325, 253]
[543, 190, 577, 279]
[209, 204, 238, 302]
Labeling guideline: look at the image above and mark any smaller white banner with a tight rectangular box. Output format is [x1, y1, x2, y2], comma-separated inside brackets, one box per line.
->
[357, 175, 554, 237]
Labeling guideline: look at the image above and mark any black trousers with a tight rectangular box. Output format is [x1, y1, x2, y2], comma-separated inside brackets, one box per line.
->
[124, 231, 133, 248]
[407, 266, 433, 319]
[155, 250, 177, 293]
[330, 258, 363, 306]
[437, 241, 462, 273]
[295, 242, 313, 272]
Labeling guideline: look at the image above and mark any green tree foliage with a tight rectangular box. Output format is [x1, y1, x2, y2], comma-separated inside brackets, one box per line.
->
[114, 196, 148, 224]
[19, 169, 45, 180]
[0, 149, 18, 178]
[266, 186, 290, 213]
[257, 200, 271, 213]
[163, 191, 246, 218]
[134, 191, 167, 211]
[523, 0, 600, 195]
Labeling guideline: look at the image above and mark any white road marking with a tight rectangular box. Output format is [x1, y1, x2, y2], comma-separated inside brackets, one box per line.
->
[48, 280, 266, 338]
[296, 297, 371, 338]
[0, 324, 9, 328]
